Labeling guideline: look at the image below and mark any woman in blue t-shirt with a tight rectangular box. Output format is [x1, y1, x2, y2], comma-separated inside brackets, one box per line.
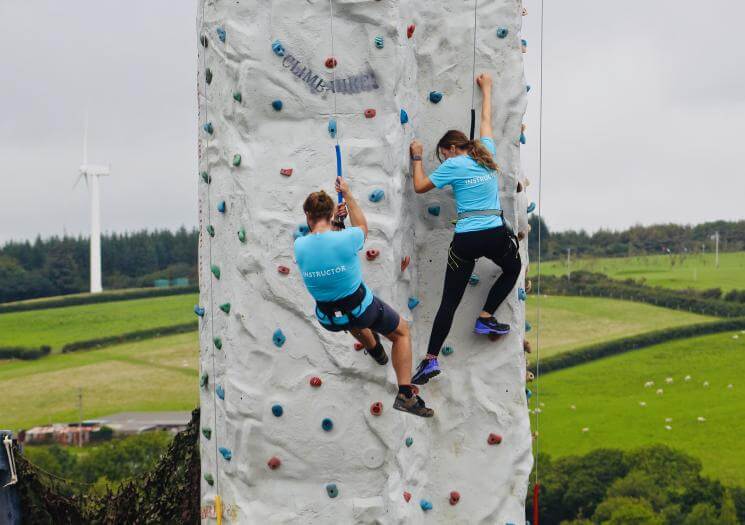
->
[408, 72, 522, 385]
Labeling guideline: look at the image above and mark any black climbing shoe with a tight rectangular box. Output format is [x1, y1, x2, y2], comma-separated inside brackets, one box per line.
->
[393, 391, 434, 418]
[474, 316, 511, 336]
[365, 332, 389, 366]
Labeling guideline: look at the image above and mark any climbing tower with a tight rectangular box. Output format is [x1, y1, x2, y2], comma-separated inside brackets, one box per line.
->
[198, 0, 533, 522]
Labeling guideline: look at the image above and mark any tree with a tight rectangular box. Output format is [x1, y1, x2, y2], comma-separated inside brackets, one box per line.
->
[719, 490, 738, 525]
[683, 503, 719, 525]
[593, 496, 663, 525]
[44, 244, 83, 295]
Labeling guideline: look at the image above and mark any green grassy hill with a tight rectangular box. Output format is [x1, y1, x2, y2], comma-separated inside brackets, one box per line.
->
[533, 331, 745, 485]
[525, 295, 714, 359]
[0, 294, 198, 351]
[535, 251, 745, 292]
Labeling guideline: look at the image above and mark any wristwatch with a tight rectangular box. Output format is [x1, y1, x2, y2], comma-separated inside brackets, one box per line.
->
[411, 155, 422, 161]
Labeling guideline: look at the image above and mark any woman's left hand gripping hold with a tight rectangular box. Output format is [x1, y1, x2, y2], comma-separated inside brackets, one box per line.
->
[410, 140, 435, 194]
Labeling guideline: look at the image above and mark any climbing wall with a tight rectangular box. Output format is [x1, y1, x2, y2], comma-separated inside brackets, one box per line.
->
[197, 0, 533, 523]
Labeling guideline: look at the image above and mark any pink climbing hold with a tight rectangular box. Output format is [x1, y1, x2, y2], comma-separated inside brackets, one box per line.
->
[278, 265, 290, 275]
[401, 255, 411, 272]
[354, 342, 364, 351]
[364, 108, 376, 119]
[366, 249, 380, 261]
[325, 57, 337, 68]
[370, 401, 383, 416]
[449, 491, 461, 506]
[280, 168, 293, 177]
[267, 456, 281, 470]
[488, 433, 503, 445]
[407, 24, 415, 39]
[310, 376, 323, 388]
[403, 491, 412, 503]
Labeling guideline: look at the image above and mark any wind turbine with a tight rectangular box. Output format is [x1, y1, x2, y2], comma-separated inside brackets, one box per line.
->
[74, 113, 110, 294]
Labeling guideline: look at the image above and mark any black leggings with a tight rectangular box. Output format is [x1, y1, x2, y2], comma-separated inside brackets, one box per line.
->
[427, 226, 522, 356]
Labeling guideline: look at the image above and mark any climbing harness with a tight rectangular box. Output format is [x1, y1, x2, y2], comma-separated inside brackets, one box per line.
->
[469, 0, 479, 140]
[315, 283, 367, 325]
[2, 434, 17, 487]
[328, 0, 346, 230]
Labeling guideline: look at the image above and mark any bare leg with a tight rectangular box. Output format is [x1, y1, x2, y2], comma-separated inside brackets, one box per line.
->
[382, 319, 412, 386]
[349, 328, 377, 349]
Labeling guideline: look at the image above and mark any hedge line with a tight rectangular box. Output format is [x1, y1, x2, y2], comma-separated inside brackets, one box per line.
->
[0, 285, 198, 315]
[535, 317, 745, 375]
[540, 272, 745, 318]
[0, 346, 51, 360]
[61, 322, 198, 353]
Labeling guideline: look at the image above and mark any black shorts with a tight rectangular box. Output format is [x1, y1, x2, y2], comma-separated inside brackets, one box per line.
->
[319, 296, 400, 335]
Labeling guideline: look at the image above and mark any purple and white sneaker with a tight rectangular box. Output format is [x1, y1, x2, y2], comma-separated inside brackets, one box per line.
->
[474, 316, 511, 335]
[411, 358, 441, 385]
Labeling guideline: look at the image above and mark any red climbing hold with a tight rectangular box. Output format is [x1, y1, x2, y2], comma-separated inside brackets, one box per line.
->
[267, 456, 281, 470]
[364, 108, 376, 119]
[280, 168, 293, 177]
[449, 491, 461, 506]
[487, 433, 503, 445]
[278, 265, 290, 275]
[366, 249, 380, 261]
[407, 24, 415, 39]
[354, 342, 364, 351]
[370, 401, 383, 416]
[310, 376, 323, 387]
[403, 492, 412, 503]
[325, 57, 337, 68]
[401, 255, 411, 272]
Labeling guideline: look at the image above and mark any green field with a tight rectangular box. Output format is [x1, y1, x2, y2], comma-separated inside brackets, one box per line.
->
[525, 295, 714, 358]
[536, 251, 745, 292]
[0, 332, 199, 431]
[534, 331, 745, 485]
[0, 294, 198, 351]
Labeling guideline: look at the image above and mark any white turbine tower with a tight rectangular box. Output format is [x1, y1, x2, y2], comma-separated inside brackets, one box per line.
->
[75, 113, 110, 294]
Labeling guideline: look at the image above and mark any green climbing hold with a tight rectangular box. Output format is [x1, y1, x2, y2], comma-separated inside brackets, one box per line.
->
[200, 34, 208, 48]
[374, 35, 384, 49]
[200, 372, 209, 388]
[405, 437, 413, 447]
[204, 473, 214, 486]
[442, 346, 454, 356]
[233, 91, 242, 102]
[232, 154, 242, 167]
[205, 68, 212, 84]
[202, 427, 212, 439]
[213, 337, 222, 350]
[219, 303, 231, 314]
[200, 171, 211, 184]
[525, 321, 533, 332]
[238, 228, 246, 243]
[207, 225, 215, 237]
[211, 264, 221, 279]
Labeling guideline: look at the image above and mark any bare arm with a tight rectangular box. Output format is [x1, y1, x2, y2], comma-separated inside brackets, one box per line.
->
[477, 73, 493, 139]
[410, 140, 435, 194]
[336, 177, 368, 238]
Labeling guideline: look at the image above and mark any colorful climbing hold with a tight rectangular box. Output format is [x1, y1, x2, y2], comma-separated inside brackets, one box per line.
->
[200, 34, 208, 48]
[219, 447, 232, 461]
[369, 189, 385, 203]
[202, 427, 212, 439]
[280, 168, 293, 177]
[520, 133, 527, 145]
[328, 119, 337, 138]
[420, 499, 433, 511]
[216, 385, 225, 400]
[487, 433, 503, 445]
[442, 346, 454, 356]
[271, 40, 285, 57]
[521, 39, 528, 53]
[233, 91, 242, 102]
[204, 473, 214, 486]
[496, 27, 509, 39]
[321, 418, 334, 432]
[427, 205, 441, 216]
[200, 171, 211, 184]
[206, 225, 215, 237]
[219, 303, 231, 314]
[401, 256, 411, 272]
[211, 264, 221, 279]
[374, 36, 384, 49]
[278, 265, 291, 275]
[232, 154, 242, 167]
[213, 337, 222, 350]
[370, 401, 383, 416]
[272, 100, 283, 111]
[525, 321, 533, 332]
[267, 456, 281, 470]
[325, 57, 338, 69]
[526, 387, 533, 399]
[523, 340, 532, 353]
[405, 437, 413, 447]
[525, 279, 532, 293]
[407, 24, 416, 39]
[526, 85, 531, 93]
[354, 342, 364, 351]
[310, 376, 323, 388]
[205, 68, 212, 84]
[400, 109, 409, 124]
[200, 372, 209, 388]
[238, 228, 246, 243]
[429, 91, 443, 104]
[326, 483, 339, 498]
[403, 492, 412, 503]
[408, 297, 420, 310]
[273, 329, 286, 348]
[272, 404, 283, 417]
[449, 491, 461, 505]
[469, 274, 480, 286]
[216, 27, 226, 43]
[364, 108, 377, 119]
[366, 249, 380, 261]
[217, 200, 226, 213]
[518, 288, 527, 301]
[527, 202, 536, 213]
[194, 305, 206, 317]
[203, 122, 214, 135]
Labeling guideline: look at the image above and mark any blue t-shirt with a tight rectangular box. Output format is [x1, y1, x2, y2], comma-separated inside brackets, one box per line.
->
[294, 227, 373, 324]
[428, 137, 503, 234]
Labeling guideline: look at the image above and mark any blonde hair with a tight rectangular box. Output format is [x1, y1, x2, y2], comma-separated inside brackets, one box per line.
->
[436, 130, 499, 171]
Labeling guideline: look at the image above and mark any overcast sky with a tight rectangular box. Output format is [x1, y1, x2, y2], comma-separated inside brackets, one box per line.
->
[1, 0, 743, 244]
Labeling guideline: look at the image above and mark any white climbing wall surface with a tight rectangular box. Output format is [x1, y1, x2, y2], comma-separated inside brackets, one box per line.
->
[198, 0, 533, 523]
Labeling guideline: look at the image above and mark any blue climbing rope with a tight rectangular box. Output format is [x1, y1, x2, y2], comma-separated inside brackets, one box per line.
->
[335, 144, 343, 204]
[329, 0, 346, 229]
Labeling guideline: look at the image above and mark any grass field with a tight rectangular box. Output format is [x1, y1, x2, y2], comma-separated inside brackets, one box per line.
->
[0, 332, 199, 431]
[534, 331, 745, 485]
[525, 295, 714, 359]
[536, 251, 745, 292]
[0, 294, 198, 351]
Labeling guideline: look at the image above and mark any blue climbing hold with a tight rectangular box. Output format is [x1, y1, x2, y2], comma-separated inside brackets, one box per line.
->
[273, 329, 286, 348]
[272, 39, 285, 57]
[203, 122, 214, 135]
[522, 39, 528, 49]
[272, 404, 283, 417]
[216, 27, 226, 43]
[322, 418, 334, 432]
[518, 288, 527, 301]
[216, 385, 225, 400]
[497, 27, 509, 39]
[326, 483, 339, 498]
[429, 91, 443, 104]
[328, 119, 337, 138]
[420, 499, 433, 511]
[427, 205, 441, 216]
[526, 388, 532, 400]
[520, 133, 527, 145]
[469, 274, 480, 286]
[408, 297, 420, 310]
[526, 85, 532, 92]
[525, 321, 533, 332]
[374, 36, 384, 49]
[293, 224, 310, 240]
[272, 100, 283, 111]
[219, 447, 232, 461]
[442, 346, 454, 356]
[400, 109, 409, 124]
[194, 305, 205, 317]
[527, 202, 536, 213]
[369, 189, 385, 203]
[217, 201, 226, 213]
[405, 437, 413, 447]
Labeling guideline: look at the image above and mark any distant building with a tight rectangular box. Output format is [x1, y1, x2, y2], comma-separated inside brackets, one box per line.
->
[24, 423, 105, 446]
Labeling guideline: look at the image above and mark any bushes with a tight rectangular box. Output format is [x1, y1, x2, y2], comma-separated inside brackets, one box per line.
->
[0, 345, 51, 360]
[61, 322, 197, 353]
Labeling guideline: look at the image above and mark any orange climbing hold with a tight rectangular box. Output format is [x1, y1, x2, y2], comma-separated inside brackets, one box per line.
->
[325, 57, 337, 68]
[366, 249, 380, 261]
[278, 265, 290, 275]
[280, 168, 293, 177]
[370, 401, 383, 416]
[403, 491, 412, 502]
[364, 108, 376, 119]
[401, 255, 411, 272]
[449, 491, 461, 505]
[524, 340, 532, 354]
[407, 24, 415, 39]
[488, 433, 503, 445]
[267, 456, 281, 470]
[310, 376, 322, 387]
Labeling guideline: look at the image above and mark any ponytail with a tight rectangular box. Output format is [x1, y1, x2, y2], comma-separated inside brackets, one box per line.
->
[436, 130, 499, 172]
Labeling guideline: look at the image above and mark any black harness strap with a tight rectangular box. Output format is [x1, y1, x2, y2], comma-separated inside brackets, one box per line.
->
[316, 284, 366, 321]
